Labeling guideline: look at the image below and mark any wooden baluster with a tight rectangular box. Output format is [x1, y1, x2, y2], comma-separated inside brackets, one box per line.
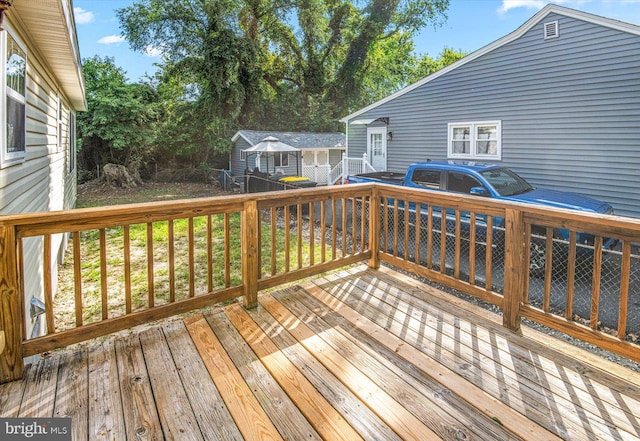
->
[393, 199, 399, 257]
[168, 220, 175, 301]
[618, 240, 631, 339]
[454, 210, 461, 279]
[124, 225, 132, 313]
[285, 205, 291, 271]
[368, 189, 380, 269]
[485, 217, 493, 292]
[224, 213, 230, 288]
[73, 231, 82, 326]
[100, 229, 108, 319]
[320, 201, 326, 263]
[469, 213, 476, 286]
[207, 215, 213, 293]
[271, 207, 277, 275]
[415, 204, 421, 265]
[543, 227, 554, 312]
[297, 204, 303, 269]
[309, 203, 315, 265]
[242, 200, 259, 308]
[426, 206, 433, 269]
[341, 199, 347, 257]
[188, 218, 195, 298]
[403, 201, 409, 261]
[43, 234, 54, 334]
[147, 223, 155, 307]
[440, 209, 447, 273]
[590, 236, 603, 330]
[331, 199, 337, 260]
[565, 231, 576, 320]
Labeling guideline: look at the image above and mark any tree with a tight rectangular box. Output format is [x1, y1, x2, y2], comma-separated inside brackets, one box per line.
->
[117, 0, 450, 140]
[77, 56, 160, 175]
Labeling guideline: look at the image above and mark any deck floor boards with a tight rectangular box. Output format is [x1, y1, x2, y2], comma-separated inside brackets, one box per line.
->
[2, 264, 639, 440]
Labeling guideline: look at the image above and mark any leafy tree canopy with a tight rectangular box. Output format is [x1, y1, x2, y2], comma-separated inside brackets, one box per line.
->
[78, 1, 465, 175]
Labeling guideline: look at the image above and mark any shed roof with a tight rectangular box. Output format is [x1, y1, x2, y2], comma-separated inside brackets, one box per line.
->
[233, 130, 345, 149]
[340, 4, 640, 123]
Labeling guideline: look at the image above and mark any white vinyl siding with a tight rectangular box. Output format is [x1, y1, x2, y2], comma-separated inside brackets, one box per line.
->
[448, 121, 501, 160]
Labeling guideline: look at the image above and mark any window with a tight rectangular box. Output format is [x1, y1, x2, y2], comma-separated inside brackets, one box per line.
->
[447, 172, 483, 194]
[273, 153, 289, 167]
[411, 169, 441, 189]
[448, 121, 501, 160]
[2, 28, 27, 166]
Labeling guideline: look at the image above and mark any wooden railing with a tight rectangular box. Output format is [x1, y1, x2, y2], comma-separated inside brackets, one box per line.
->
[374, 184, 640, 364]
[1, 183, 639, 383]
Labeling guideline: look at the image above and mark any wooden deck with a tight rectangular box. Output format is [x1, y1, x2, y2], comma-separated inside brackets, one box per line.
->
[2, 265, 639, 441]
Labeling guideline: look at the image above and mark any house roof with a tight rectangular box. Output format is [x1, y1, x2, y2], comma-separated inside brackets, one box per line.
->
[11, 0, 86, 111]
[340, 4, 640, 123]
[232, 130, 345, 149]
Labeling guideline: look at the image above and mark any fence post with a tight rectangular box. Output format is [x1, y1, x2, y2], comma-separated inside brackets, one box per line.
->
[502, 208, 525, 331]
[242, 200, 259, 309]
[368, 187, 381, 269]
[0, 225, 24, 383]
[341, 152, 347, 182]
[362, 153, 368, 174]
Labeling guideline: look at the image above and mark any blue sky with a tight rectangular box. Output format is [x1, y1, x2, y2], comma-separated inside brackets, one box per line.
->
[74, 0, 640, 82]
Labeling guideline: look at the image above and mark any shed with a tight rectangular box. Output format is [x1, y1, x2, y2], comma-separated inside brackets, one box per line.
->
[340, 4, 640, 218]
[231, 130, 345, 185]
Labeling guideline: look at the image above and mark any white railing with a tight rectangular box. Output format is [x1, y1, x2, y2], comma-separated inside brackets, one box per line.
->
[328, 161, 343, 185]
[302, 165, 331, 185]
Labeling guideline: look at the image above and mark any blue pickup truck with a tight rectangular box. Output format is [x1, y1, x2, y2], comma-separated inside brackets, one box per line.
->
[346, 160, 615, 272]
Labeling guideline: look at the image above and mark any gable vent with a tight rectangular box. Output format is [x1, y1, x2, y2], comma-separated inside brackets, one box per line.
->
[544, 21, 559, 39]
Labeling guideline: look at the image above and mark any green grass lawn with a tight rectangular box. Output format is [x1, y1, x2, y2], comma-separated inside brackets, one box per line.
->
[55, 184, 331, 330]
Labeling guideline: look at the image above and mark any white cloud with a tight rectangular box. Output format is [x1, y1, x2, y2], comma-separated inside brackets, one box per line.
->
[98, 35, 126, 45]
[144, 45, 163, 58]
[73, 7, 94, 25]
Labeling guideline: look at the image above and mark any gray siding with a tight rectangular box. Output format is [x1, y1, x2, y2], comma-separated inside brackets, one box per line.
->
[230, 137, 256, 178]
[347, 13, 640, 217]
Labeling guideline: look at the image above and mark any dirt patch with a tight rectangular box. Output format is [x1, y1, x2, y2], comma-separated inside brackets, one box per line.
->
[77, 180, 234, 208]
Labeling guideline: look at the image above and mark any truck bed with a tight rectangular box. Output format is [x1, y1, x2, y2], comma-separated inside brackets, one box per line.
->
[348, 171, 406, 185]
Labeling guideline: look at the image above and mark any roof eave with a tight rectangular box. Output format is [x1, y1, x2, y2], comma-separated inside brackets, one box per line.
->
[12, 0, 86, 111]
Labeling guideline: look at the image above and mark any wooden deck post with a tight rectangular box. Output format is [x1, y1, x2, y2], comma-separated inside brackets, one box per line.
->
[242, 200, 259, 309]
[502, 209, 525, 332]
[0, 225, 24, 383]
[368, 187, 381, 269]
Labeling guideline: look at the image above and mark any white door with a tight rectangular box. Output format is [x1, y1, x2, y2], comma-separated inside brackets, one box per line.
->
[367, 127, 387, 171]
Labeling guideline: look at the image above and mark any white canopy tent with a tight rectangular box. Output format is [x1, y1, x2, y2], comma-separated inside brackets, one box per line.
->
[243, 136, 301, 176]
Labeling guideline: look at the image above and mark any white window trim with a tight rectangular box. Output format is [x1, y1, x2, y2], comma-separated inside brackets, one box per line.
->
[447, 120, 502, 160]
[1, 23, 27, 167]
